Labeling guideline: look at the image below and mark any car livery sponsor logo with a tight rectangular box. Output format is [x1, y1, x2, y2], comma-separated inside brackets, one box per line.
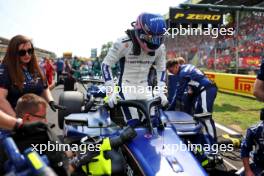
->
[150, 17, 164, 22]
[127, 60, 153, 64]
[234, 77, 256, 93]
[102, 64, 111, 81]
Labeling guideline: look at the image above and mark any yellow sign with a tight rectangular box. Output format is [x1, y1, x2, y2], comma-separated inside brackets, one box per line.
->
[63, 52, 72, 59]
[205, 72, 256, 98]
[175, 13, 221, 21]
[170, 8, 223, 25]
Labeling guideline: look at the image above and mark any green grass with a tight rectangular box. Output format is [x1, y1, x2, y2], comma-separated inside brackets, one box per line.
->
[213, 92, 263, 133]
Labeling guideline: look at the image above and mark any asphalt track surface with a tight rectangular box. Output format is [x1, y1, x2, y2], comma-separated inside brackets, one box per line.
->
[216, 125, 243, 173]
[47, 83, 244, 174]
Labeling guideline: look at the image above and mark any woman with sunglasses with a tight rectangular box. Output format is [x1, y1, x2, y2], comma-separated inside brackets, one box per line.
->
[0, 35, 62, 121]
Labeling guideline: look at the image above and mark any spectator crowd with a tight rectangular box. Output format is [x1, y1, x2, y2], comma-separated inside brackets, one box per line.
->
[165, 12, 264, 73]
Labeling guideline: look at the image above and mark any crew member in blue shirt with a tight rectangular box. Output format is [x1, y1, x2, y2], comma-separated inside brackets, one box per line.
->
[166, 58, 217, 143]
[241, 60, 264, 176]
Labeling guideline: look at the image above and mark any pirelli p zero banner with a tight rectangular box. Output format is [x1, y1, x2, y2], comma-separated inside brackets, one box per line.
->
[205, 72, 256, 98]
[169, 8, 223, 25]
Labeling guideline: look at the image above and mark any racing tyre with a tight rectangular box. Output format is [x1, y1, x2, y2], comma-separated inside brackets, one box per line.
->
[58, 91, 84, 129]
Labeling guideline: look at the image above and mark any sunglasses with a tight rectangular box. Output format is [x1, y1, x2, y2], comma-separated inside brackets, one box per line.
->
[18, 48, 34, 57]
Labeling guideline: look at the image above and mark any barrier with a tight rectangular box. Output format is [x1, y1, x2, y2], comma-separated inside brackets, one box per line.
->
[205, 72, 256, 98]
[167, 72, 257, 101]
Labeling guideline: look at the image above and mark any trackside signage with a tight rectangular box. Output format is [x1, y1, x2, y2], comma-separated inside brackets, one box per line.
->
[205, 72, 256, 98]
[169, 8, 223, 25]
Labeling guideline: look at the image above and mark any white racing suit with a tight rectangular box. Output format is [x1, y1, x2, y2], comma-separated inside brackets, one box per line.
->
[102, 36, 166, 121]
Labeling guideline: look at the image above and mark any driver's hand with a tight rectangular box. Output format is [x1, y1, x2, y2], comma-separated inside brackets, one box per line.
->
[104, 92, 120, 108]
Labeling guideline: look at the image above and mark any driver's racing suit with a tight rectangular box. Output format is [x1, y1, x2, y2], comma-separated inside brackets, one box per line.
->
[102, 36, 166, 121]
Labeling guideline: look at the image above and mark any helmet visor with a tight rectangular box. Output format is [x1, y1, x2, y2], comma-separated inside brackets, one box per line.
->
[139, 33, 164, 46]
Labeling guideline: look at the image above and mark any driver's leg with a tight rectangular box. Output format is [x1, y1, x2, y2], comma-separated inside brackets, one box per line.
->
[119, 84, 153, 122]
[119, 88, 136, 121]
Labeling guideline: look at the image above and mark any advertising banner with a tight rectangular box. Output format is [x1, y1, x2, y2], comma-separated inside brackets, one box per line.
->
[169, 8, 223, 24]
[168, 72, 256, 100]
[239, 56, 261, 68]
[205, 72, 256, 98]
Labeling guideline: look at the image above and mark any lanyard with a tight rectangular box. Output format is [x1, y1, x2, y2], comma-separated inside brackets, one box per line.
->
[23, 70, 33, 82]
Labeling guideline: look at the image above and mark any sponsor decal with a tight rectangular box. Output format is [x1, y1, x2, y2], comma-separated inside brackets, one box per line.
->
[127, 60, 152, 64]
[149, 17, 164, 22]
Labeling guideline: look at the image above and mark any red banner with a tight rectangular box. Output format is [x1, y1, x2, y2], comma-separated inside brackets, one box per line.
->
[239, 56, 261, 68]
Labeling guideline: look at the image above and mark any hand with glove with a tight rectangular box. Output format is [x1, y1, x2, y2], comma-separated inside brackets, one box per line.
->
[104, 91, 120, 108]
[49, 101, 66, 112]
[104, 83, 120, 108]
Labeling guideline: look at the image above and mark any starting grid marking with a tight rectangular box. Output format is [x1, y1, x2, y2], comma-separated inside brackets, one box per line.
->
[215, 123, 239, 135]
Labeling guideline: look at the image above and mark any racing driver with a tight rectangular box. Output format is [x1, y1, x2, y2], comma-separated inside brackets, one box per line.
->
[101, 13, 168, 121]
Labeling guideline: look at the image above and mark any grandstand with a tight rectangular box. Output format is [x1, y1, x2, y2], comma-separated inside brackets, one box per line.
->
[165, 0, 264, 74]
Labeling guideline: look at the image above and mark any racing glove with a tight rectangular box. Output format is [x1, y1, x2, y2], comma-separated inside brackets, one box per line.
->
[104, 82, 120, 108]
[105, 92, 120, 108]
[49, 101, 66, 112]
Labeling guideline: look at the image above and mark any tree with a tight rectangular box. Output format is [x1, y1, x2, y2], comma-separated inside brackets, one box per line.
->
[99, 41, 113, 62]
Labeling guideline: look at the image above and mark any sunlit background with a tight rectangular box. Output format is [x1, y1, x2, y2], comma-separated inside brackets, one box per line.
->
[0, 0, 185, 57]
